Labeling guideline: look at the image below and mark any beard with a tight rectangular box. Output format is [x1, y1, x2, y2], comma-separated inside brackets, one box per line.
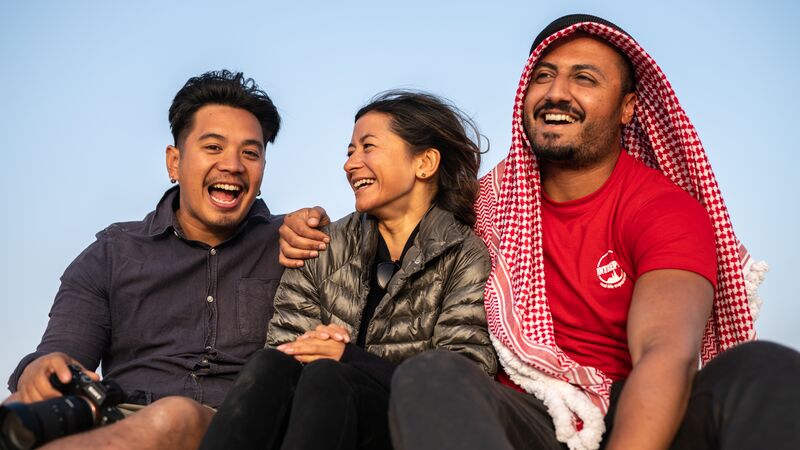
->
[523, 109, 620, 170]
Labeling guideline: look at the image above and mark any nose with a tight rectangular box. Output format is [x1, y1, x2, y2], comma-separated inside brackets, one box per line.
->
[218, 149, 245, 173]
[343, 151, 362, 173]
[543, 74, 571, 104]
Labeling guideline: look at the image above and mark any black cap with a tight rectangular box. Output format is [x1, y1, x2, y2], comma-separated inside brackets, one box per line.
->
[529, 14, 632, 55]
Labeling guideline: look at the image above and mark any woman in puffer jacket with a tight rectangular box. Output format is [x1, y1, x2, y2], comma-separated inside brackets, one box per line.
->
[199, 91, 497, 450]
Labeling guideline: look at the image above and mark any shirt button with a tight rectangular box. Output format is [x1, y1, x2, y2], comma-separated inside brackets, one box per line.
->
[205, 346, 212, 352]
[210, 248, 217, 256]
[206, 295, 214, 303]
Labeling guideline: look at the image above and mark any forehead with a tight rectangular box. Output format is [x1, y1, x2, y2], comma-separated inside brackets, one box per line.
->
[187, 104, 264, 142]
[536, 34, 626, 75]
[352, 111, 394, 138]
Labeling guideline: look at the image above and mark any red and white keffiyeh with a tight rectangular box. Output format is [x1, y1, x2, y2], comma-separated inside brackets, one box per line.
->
[474, 17, 765, 449]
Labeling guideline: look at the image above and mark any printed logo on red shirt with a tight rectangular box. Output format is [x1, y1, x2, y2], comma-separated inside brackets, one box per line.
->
[596, 250, 627, 289]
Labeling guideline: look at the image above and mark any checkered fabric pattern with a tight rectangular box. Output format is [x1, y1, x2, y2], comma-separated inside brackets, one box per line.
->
[474, 20, 757, 438]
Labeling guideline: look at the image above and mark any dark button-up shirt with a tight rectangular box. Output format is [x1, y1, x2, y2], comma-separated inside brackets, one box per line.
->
[8, 187, 284, 407]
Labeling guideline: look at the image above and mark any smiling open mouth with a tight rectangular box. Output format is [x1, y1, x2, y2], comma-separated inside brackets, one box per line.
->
[353, 178, 376, 191]
[208, 183, 242, 205]
[543, 113, 577, 125]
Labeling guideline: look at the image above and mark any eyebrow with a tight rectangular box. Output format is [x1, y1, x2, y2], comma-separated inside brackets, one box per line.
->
[572, 64, 606, 79]
[534, 62, 607, 79]
[348, 133, 378, 149]
[199, 133, 264, 151]
[199, 132, 227, 141]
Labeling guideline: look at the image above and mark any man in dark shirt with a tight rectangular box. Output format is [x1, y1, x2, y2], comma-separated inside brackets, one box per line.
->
[3, 70, 284, 450]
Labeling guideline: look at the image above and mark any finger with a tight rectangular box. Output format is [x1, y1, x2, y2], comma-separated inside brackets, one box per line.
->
[309, 207, 332, 231]
[48, 356, 75, 385]
[298, 331, 329, 341]
[282, 209, 330, 243]
[279, 229, 327, 253]
[315, 325, 350, 343]
[328, 324, 351, 343]
[72, 361, 101, 381]
[278, 253, 305, 269]
[279, 339, 328, 356]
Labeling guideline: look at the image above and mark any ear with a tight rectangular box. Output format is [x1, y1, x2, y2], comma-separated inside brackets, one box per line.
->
[166, 145, 181, 182]
[620, 93, 637, 125]
[416, 148, 441, 180]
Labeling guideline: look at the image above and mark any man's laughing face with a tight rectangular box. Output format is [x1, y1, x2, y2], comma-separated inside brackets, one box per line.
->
[522, 34, 635, 169]
[166, 104, 266, 245]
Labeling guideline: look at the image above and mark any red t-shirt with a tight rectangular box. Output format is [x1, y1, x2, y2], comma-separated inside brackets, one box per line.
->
[501, 150, 717, 386]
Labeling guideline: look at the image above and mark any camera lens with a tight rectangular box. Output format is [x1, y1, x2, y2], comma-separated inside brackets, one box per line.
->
[1, 409, 35, 450]
[0, 396, 95, 449]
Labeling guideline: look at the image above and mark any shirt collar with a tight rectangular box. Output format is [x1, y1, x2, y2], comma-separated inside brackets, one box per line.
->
[146, 185, 273, 238]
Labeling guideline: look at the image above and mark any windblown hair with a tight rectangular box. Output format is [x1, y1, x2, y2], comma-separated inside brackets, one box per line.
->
[355, 91, 486, 226]
[169, 70, 281, 147]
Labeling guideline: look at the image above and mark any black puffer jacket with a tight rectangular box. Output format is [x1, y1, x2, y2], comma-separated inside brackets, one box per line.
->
[267, 206, 497, 376]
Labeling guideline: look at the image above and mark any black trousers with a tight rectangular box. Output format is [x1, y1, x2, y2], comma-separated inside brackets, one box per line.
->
[199, 348, 392, 450]
[389, 341, 800, 450]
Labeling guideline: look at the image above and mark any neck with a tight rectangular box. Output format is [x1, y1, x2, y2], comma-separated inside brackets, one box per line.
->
[540, 148, 622, 202]
[376, 203, 430, 261]
[175, 208, 233, 248]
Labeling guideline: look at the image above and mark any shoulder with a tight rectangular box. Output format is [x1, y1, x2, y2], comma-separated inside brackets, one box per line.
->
[324, 211, 362, 238]
[424, 209, 491, 270]
[304, 212, 362, 274]
[619, 155, 707, 219]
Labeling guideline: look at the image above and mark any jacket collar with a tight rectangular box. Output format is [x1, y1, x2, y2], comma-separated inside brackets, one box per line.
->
[359, 205, 472, 294]
[145, 185, 273, 238]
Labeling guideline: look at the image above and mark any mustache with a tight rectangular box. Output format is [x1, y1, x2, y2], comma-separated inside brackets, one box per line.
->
[534, 101, 585, 122]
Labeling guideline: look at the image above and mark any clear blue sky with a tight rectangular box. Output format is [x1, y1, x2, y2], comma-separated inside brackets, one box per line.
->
[1, 0, 798, 387]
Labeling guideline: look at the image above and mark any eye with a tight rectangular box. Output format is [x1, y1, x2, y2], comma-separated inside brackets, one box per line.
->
[575, 73, 597, 84]
[243, 149, 260, 159]
[533, 71, 554, 82]
[205, 144, 223, 152]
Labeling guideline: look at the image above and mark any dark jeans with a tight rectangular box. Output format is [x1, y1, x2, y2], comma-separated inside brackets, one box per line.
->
[199, 348, 392, 450]
[389, 341, 800, 450]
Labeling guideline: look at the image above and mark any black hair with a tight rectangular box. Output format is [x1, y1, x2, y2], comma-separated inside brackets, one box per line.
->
[355, 91, 486, 227]
[168, 70, 280, 147]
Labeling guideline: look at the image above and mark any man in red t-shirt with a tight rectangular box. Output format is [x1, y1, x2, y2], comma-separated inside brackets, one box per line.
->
[279, 14, 800, 450]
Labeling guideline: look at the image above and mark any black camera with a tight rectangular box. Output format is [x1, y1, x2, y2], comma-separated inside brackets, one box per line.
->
[0, 364, 126, 450]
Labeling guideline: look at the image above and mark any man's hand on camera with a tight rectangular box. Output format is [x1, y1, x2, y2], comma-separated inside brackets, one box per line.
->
[15, 352, 99, 403]
[279, 206, 331, 268]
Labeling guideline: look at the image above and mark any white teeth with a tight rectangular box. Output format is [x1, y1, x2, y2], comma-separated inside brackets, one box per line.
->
[211, 183, 241, 191]
[353, 178, 376, 190]
[211, 196, 237, 205]
[544, 113, 576, 124]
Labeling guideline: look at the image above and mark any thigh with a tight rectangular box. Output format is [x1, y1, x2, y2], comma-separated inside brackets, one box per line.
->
[671, 341, 800, 450]
[286, 359, 391, 450]
[390, 350, 564, 450]
[488, 382, 568, 450]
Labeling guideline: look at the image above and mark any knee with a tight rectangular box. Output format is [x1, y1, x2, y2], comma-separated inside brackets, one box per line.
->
[715, 341, 800, 373]
[138, 396, 214, 438]
[236, 348, 300, 390]
[297, 359, 347, 391]
[392, 349, 476, 396]
[700, 341, 800, 392]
